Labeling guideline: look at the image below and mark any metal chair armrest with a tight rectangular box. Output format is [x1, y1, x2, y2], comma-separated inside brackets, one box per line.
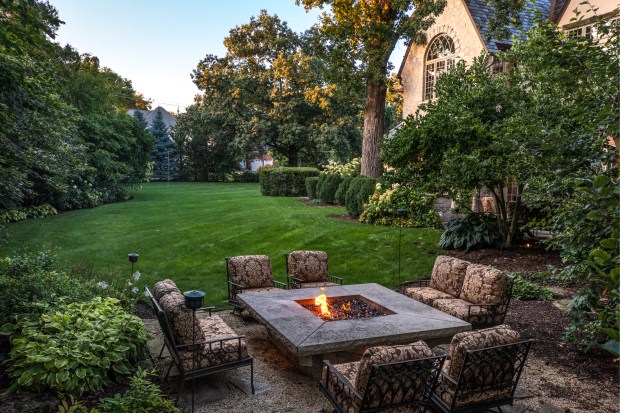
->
[176, 334, 247, 350]
[407, 279, 431, 288]
[328, 275, 344, 285]
[322, 360, 363, 400]
[272, 280, 288, 289]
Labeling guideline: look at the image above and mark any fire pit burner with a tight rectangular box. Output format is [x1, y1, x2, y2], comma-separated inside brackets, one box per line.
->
[299, 295, 390, 321]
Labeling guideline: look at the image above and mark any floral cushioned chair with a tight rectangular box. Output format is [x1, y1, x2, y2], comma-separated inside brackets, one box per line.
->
[320, 341, 446, 413]
[147, 280, 254, 397]
[226, 255, 287, 313]
[285, 250, 343, 289]
[430, 325, 532, 413]
[405, 256, 513, 328]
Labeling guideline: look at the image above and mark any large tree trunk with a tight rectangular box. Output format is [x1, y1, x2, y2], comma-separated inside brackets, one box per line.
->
[287, 147, 298, 167]
[361, 80, 387, 178]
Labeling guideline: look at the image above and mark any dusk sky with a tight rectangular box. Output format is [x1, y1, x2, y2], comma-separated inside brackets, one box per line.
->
[50, 0, 408, 113]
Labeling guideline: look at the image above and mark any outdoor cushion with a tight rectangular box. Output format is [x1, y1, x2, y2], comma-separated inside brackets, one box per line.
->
[405, 286, 454, 306]
[429, 256, 470, 298]
[459, 264, 507, 305]
[355, 341, 433, 394]
[287, 250, 329, 283]
[179, 315, 249, 371]
[292, 281, 340, 289]
[153, 279, 179, 301]
[227, 255, 274, 288]
[159, 290, 203, 345]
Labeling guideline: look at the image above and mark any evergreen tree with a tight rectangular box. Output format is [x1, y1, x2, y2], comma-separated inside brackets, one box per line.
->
[150, 110, 178, 181]
[133, 110, 147, 128]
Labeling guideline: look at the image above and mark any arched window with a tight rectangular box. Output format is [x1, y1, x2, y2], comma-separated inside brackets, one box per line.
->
[423, 34, 456, 100]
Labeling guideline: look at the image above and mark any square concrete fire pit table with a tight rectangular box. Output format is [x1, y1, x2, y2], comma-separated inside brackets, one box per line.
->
[237, 283, 471, 377]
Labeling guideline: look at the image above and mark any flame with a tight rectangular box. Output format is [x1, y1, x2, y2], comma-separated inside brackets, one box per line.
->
[315, 294, 331, 317]
[341, 301, 351, 312]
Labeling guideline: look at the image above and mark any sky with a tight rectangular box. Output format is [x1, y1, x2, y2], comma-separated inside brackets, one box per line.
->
[50, 0, 408, 113]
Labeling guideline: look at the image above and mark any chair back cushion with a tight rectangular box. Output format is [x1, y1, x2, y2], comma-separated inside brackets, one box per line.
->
[153, 279, 179, 301]
[445, 324, 520, 379]
[355, 341, 433, 394]
[159, 290, 204, 345]
[459, 264, 507, 305]
[227, 255, 273, 288]
[429, 256, 470, 297]
[287, 250, 329, 282]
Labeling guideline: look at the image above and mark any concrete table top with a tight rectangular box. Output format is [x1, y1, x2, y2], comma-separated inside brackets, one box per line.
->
[237, 283, 471, 359]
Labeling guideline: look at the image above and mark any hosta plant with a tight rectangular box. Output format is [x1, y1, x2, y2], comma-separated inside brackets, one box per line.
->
[439, 214, 503, 251]
[4, 297, 148, 397]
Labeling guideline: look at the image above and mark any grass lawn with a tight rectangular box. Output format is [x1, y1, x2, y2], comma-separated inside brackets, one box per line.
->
[0, 183, 443, 306]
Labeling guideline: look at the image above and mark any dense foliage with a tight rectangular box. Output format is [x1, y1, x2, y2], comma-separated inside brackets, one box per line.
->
[316, 174, 343, 204]
[360, 183, 441, 228]
[5, 297, 148, 397]
[334, 177, 354, 206]
[259, 167, 320, 196]
[0, 1, 153, 240]
[345, 176, 377, 217]
[439, 214, 502, 252]
[511, 276, 554, 301]
[305, 177, 319, 199]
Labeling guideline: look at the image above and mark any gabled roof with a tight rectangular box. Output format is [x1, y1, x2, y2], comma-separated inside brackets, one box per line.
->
[127, 106, 177, 130]
[464, 0, 553, 53]
[550, 0, 569, 22]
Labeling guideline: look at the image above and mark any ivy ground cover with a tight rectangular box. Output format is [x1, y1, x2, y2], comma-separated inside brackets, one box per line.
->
[0, 183, 442, 306]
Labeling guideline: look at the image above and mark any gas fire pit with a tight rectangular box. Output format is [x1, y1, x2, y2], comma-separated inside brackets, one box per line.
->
[297, 294, 392, 321]
[237, 283, 471, 378]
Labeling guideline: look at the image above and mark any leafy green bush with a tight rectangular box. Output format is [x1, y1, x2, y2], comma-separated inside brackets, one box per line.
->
[233, 171, 259, 183]
[511, 276, 554, 301]
[0, 204, 57, 223]
[322, 158, 361, 177]
[0, 251, 96, 326]
[359, 183, 441, 228]
[315, 174, 328, 199]
[4, 297, 148, 397]
[91, 369, 179, 413]
[345, 177, 377, 217]
[334, 177, 353, 206]
[317, 174, 343, 204]
[259, 167, 320, 196]
[439, 214, 502, 252]
[305, 177, 319, 199]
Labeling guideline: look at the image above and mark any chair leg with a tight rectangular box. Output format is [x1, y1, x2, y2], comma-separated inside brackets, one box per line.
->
[175, 379, 186, 404]
[251, 361, 255, 394]
[158, 342, 166, 358]
[164, 361, 174, 381]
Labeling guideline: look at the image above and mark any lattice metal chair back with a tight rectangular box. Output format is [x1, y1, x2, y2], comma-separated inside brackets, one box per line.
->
[321, 354, 446, 413]
[431, 339, 533, 413]
[145, 286, 183, 377]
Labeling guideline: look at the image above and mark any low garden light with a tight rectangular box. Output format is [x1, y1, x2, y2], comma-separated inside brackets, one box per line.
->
[396, 208, 406, 285]
[128, 253, 139, 275]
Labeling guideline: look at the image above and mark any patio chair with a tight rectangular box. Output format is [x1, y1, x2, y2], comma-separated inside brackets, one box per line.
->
[145, 285, 254, 398]
[226, 255, 287, 313]
[285, 250, 343, 289]
[430, 325, 533, 413]
[320, 341, 446, 413]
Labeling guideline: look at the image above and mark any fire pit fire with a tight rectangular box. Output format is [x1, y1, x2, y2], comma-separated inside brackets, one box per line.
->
[301, 294, 388, 321]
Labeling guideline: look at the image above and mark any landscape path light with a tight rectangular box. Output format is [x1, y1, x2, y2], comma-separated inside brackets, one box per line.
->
[183, 289, 206, 413]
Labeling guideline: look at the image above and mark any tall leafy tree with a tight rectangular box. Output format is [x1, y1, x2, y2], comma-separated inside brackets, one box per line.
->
[150, 110, 178, 181]
[192, 11, 361, 167]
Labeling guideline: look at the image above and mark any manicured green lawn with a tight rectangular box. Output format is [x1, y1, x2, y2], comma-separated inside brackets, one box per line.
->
[0, 183, 443, 306]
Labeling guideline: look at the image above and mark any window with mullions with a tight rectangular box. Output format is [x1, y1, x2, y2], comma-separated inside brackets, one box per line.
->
[423, 34, 456, 100]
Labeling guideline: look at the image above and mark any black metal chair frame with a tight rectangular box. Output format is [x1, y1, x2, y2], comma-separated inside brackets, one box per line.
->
[145, 287, 255, 397]
[320, 355, 446, 413]
[284, 252, 344, 289]
[225, 256, 287, 314]
[407, 276, 514, 328]
[430, 339, 533, 413]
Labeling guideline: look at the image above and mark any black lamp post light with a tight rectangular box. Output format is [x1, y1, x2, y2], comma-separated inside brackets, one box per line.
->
[128, 253, 139, 275]
[183, 289, 206, 413]
[396, 209, 406, 286]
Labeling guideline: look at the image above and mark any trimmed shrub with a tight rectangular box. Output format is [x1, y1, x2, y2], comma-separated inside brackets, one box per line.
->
[4, 297, 148, 397]
[259, 167, 320, 196]
[335, 177, 353, 206]
[317, 174, 343, 204]
[345, 176, 377, 217]
[439, 214, 503, 251]
[360, 184, 441, 228]
[315, 174, 328, 199]
[305, 177, 319, 199]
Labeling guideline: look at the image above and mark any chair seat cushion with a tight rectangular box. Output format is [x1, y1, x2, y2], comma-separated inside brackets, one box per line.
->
[429, 256, 470, 298]
[459, 264, 507, 305]
[295, 281, 340, 288]
[179, 315, 249, 371]
[405, 287, 454, 306]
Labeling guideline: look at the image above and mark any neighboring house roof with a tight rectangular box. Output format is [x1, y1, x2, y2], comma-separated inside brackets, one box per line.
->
[127, 106, 177, 130]
[550, 0, 569, 22]
[464, 0, 553, 53]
